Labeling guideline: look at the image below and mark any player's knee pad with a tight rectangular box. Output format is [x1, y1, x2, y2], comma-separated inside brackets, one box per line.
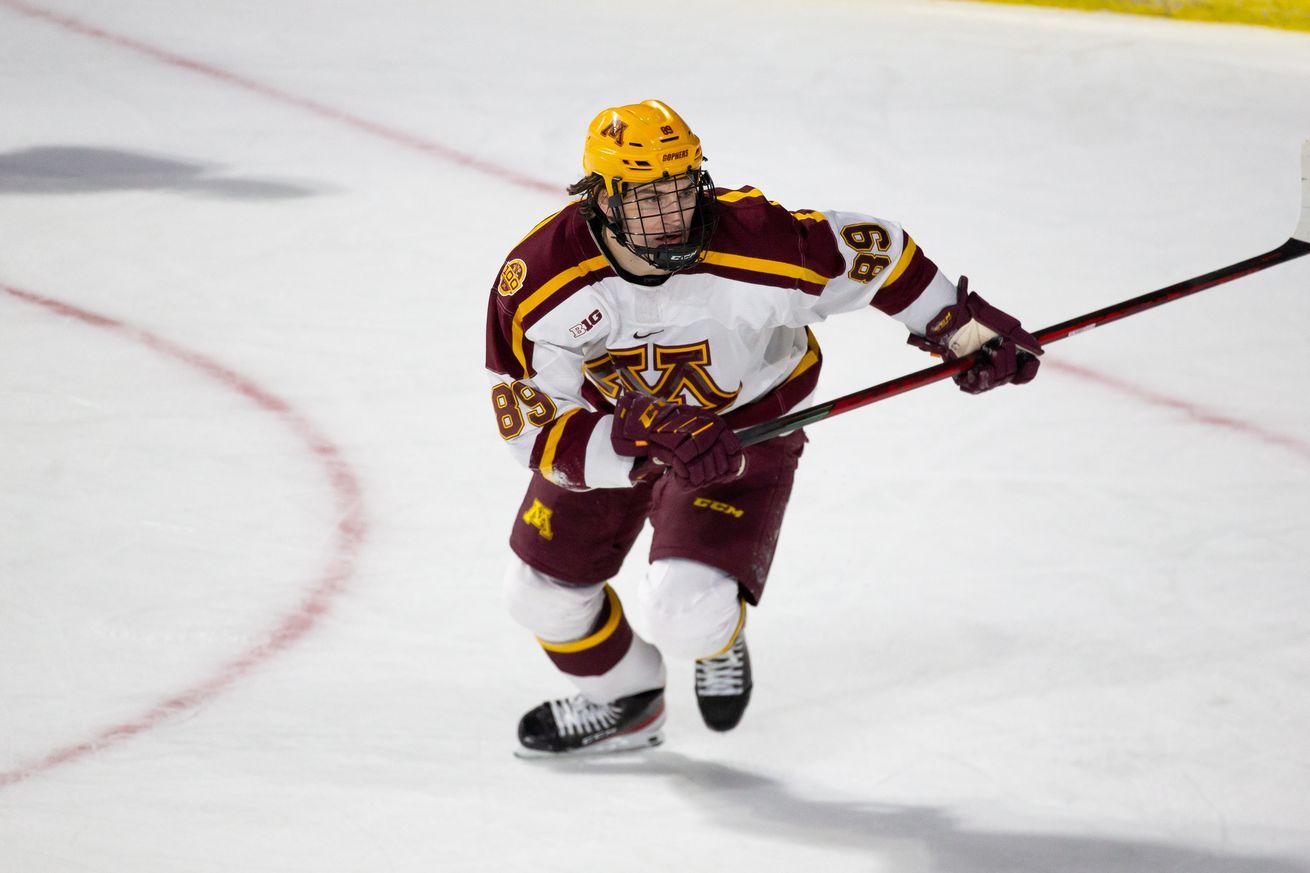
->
[502, 558, 606, 643]
[637, 558, 743, 660]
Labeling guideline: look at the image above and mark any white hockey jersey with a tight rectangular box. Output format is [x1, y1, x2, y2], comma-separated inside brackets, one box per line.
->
[485, 186, 957, 490]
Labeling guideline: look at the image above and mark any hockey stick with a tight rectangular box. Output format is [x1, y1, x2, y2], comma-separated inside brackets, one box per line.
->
[736, 142, 1310, 449]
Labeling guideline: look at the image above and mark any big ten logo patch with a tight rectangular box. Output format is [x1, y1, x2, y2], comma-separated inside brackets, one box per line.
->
[694, 497, 744, 518]
[570, 309, 603, 338]
[497, 259, 527, 296]
[521, 499, 554, 540]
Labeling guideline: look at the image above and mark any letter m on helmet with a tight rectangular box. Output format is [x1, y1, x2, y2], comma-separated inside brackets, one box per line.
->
[601, 119, 628, 146]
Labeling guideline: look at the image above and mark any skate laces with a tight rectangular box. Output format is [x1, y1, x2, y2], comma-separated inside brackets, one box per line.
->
[696, 636, 746, 696]
[549, 695, 620, 737]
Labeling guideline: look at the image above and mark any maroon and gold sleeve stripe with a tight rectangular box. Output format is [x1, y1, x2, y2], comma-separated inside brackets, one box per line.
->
[537, 584, 634, 677]
[486, 204, 613, 380]
[693, 188, 845, 295]
[716, 188, 827, 223]
[509, 255, 611, 377]
[528, 406, 605, 491]
[485, 293, 527, 380]
[870, 232, 939, 316]
[698, 251, 834, 295]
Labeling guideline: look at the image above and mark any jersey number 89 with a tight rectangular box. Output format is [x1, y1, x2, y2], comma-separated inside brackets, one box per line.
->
[840, 222, 892, 283]
[492, 381, 558, 439]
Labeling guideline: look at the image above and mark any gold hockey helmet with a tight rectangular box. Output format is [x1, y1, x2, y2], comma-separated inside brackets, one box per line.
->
[582, 99, 704, 196]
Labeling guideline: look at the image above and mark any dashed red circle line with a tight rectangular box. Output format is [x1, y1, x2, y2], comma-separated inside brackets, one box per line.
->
[0, 283, 369, 789]
[3, 0, 1307, 789]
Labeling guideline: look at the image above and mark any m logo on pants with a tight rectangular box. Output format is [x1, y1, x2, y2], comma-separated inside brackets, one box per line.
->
[522, 499, 555, 540]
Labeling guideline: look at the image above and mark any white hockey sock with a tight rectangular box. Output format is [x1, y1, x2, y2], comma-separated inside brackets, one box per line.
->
[571, 633, 667, 704]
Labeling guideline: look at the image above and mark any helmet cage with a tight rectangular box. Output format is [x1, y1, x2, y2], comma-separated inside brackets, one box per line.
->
[598, 168, 717, 272]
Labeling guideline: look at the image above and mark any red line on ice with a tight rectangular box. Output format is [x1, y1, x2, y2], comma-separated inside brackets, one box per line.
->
[0, 0, 557, 196]
[6, 0, 1308, 786]
[1049, 359, 1310, 462]
[0, 283, 369, 789]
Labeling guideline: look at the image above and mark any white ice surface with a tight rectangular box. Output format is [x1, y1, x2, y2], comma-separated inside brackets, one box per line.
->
[2, 1, 1309, 871]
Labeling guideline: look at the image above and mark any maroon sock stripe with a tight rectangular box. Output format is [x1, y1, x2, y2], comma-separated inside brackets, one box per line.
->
[537, 585, 634, 677]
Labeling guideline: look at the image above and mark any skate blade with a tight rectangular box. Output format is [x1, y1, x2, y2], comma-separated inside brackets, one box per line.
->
[513, 731, 664, 760]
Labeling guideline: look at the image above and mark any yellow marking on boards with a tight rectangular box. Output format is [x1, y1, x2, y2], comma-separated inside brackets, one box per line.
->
[971, 0, 1309, 32]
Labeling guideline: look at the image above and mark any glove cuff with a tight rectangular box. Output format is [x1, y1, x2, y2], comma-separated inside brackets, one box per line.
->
[910, 276, 1043, 359]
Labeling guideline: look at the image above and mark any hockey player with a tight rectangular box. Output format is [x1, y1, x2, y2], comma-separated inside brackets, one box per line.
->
[486, 99, 1041, 756]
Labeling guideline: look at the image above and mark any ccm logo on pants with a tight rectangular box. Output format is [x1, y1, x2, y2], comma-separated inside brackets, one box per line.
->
[694, 498, 744, 518]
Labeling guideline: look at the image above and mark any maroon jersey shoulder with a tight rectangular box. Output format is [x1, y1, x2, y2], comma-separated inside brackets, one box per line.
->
[693, 187, 845, 292]
[486, 201, 614, 378]
[490, 202, 608, 307]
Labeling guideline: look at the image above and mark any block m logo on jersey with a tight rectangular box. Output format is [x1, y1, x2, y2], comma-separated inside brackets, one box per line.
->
[585, 341, 740, 412]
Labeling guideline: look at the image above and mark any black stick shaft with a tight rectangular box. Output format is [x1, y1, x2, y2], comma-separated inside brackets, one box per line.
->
[736, 238, 1310, 448]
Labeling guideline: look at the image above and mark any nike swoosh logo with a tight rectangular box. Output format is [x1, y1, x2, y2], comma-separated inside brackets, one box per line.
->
[633, 329, 664, 339]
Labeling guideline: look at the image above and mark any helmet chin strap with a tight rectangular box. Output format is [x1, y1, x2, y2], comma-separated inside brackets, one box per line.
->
[641, 241, 703, 271]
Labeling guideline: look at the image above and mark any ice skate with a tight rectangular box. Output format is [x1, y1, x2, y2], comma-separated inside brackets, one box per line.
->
[695, 633, 752, 732]
[515, 688, 665, 758]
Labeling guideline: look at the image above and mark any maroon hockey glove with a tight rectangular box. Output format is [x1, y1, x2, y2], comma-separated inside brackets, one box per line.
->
[908, 276, 1043, 394]
[611, 392, 745, 488]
